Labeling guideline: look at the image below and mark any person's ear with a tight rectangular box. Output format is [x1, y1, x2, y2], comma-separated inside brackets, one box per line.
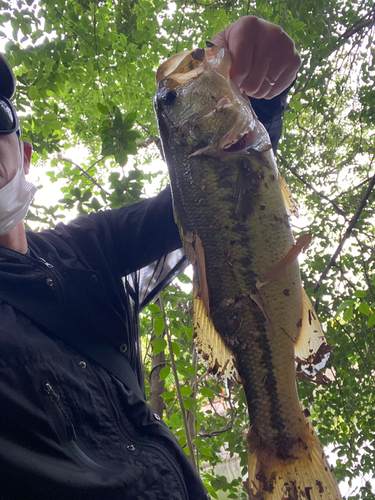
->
[22, 141, 33, 175]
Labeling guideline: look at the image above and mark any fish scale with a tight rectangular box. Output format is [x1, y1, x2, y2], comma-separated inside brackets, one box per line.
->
[155, 44, 342, 500]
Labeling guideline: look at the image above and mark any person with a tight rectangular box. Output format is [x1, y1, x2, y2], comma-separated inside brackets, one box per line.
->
[0, 16, 301, 500]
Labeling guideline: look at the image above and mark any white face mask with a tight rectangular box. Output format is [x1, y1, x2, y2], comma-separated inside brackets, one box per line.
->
[0, 141, 37, 237]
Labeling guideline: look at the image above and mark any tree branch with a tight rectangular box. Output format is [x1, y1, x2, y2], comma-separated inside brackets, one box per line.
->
[314, 170, 375, 294]
[339, 6, 375, 40]
[57, 156, 110, 196]
[329, 313, 375, 385]
[160, 294, 197, 470]
[278, 155, 347, 218]
[136, 135, 161, 149]
[198, 390, 236, 438]
[136, 121, 163, 157]
[149, 295, 167, 418]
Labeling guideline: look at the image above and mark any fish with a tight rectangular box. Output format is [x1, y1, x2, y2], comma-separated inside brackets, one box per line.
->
[154, 44, 342, 500]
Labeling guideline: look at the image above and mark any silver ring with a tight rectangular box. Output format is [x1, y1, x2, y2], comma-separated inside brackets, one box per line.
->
[265, 76, 276, 86]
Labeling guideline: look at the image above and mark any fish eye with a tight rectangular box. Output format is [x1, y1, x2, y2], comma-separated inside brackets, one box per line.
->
[162, 90, 177, 105]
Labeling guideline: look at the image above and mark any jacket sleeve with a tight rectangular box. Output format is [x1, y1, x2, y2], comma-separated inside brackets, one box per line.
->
[249, 85, 291, 153]
[63, 185, 182, 278]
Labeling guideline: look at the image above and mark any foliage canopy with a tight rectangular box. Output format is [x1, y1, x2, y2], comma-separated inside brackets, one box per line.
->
[1, 0, 375, 497]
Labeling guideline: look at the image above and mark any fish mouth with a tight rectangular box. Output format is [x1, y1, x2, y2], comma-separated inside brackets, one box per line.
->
[224, 132, 253, 153]
[156, 45, 272, 155]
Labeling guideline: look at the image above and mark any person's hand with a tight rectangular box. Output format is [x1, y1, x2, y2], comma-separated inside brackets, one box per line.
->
[211, 16, 301, 100]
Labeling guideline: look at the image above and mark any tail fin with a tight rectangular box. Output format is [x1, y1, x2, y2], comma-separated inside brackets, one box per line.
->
[245, 419, 342, 500]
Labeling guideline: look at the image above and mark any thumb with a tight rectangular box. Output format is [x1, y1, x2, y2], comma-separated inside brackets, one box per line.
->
[210, 30, 228, 49]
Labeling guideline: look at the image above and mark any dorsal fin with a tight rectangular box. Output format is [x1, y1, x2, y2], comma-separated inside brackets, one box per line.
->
[295, 288, 332, 377]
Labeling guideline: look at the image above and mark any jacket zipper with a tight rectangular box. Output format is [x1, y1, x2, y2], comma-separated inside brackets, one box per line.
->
[44, 382, 76, 441]
[44, 382, 112, 472]
[38, 257, 54, 269]
[35, 256, 65, 302]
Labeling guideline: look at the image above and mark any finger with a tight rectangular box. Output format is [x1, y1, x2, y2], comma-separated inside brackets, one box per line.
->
[251, 47, 301, 100]
[243, 57, 285, 99]
[210, 30, 227, 50]
[253, 64, 299, 100]
[240, 29, 295, 95]
[249, 60, 298, 99]
[211, 17, 260, 87]
[210, 16, 301, 98]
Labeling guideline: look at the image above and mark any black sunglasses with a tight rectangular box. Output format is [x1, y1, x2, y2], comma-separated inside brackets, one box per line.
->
[0, 95, 20, 136]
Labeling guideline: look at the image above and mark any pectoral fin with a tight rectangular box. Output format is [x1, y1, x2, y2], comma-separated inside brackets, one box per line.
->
[156, 49, 205, 84]
[256, 234, 311, 289]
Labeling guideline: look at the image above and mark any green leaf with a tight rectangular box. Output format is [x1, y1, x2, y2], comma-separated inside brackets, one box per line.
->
[177, 273, 192, 284]
[178, 435, 186, 447]
[199, 388, 214, 398]
[123, 111, 137, 129]
[43, 113, 57, 122]
[97, 103, 108, 114]
[81, 14, 90, 29]
[148, 304, 161, 313]
[159, 365, 170, 381]
[185, 327, 194, 342]
[151, 337, 167, 355]
[153, 318, 165, 336]
[90, 197, 101, 211]
[199, 446, 213, 458]
[81, 189, 92, 202]
[337, 299, 355, 313]
[177, 365, 196, 379]
[367, 313, 375, 328]
[121, 129, 141, 142]
[28, 87, 39, 100]
[171, 341, 180, 356]
[182, 397, 196, 410]
[180, 386, 192, 396]
[161, 390, 175, 401]
[358, 301, 370, 316]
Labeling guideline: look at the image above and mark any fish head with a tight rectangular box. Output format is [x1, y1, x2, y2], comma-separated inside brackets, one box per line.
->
[154, 45, 271, 156]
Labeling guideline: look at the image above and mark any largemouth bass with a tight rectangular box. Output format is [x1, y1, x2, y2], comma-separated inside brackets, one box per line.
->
[154, 45, 341, 500]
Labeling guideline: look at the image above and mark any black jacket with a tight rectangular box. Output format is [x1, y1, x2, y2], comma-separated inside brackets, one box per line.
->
[0, 93, 288, 499]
